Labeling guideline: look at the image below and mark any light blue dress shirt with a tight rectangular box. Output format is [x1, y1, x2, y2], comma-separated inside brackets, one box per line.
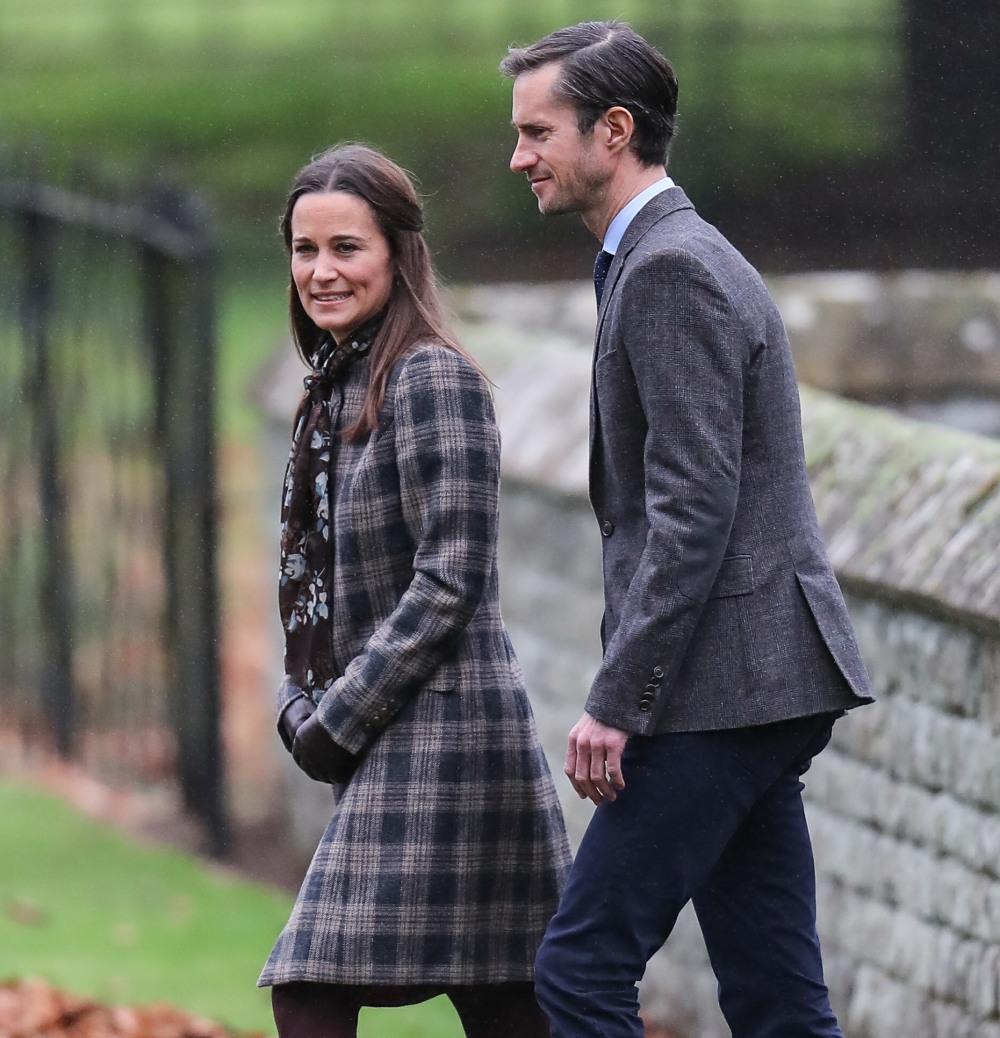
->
[602, 176, 675, 255]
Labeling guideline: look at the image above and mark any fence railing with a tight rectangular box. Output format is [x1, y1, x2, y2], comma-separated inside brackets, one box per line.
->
[0, 170, 227, 854]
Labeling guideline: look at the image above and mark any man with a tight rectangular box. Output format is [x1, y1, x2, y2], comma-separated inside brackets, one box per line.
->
[501, 21, 874, 1038]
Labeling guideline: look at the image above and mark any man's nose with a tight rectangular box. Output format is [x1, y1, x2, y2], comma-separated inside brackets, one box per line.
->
[510, 139, 534, 173]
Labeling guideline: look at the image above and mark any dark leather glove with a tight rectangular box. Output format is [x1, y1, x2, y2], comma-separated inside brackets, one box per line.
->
[278, 693, 316, 753]
[292, 711, 358, 785]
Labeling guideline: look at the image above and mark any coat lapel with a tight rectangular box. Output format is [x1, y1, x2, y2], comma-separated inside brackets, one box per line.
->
[589, 187, 696, 478]
[594, 186, 695, 339]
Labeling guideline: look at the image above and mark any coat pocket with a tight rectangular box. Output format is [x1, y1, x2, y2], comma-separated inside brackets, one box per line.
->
[707, 554, 754, 599]
[425, 658, 459, 692]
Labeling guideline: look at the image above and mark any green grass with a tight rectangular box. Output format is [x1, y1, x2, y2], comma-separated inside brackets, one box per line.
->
[0, 782, 465, 1036]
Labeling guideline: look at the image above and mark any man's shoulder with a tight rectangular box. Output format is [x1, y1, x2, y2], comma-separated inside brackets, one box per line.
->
[641, 202, 745, 267]
[632, 204, 770, 300]
[616, 208, 781, 342]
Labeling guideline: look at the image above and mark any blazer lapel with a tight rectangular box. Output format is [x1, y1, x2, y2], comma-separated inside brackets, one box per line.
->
[594, 186, 695, 338]
[590, 187, 697, 481]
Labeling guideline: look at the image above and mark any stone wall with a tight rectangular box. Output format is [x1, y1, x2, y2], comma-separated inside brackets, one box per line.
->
[257, 273, 1000, 1037]
[767, 271, 1000, 403]
[493, 327, 1000, 1035]
[471, 279, 1000, 1038]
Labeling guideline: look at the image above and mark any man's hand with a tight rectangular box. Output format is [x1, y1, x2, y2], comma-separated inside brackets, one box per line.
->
[565, 712, 629, 805]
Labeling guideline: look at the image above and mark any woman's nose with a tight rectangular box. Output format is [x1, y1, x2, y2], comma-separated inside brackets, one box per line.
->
[313, 250, 340, 281]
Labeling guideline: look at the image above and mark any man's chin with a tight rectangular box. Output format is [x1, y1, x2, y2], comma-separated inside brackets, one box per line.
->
[537, 196, 577, 218]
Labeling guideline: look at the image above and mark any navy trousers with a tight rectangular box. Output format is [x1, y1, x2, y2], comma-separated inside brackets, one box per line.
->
[534, 713, 843, 1038]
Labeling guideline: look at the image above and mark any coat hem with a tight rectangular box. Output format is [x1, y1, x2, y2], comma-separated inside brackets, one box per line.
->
[257, 965, 537, 989]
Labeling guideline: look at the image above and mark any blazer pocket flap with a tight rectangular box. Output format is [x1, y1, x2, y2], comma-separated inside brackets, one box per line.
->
[426, 659, 459, 693]
[708, 555, 754, 599]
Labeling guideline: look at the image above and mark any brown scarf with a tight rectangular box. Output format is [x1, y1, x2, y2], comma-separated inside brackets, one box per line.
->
[278, 314, 383, 696]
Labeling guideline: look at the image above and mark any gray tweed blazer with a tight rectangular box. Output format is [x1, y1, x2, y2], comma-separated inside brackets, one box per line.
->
[260, 343, 570, 988]
[587, 187, 874, 735]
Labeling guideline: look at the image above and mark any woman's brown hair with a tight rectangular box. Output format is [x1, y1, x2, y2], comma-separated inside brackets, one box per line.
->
[280, 142, 470, 440]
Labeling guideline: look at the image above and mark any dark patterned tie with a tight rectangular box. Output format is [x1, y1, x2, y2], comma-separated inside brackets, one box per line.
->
[593, 249, 613, 305]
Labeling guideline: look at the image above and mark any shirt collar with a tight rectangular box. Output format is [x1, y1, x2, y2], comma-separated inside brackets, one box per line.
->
[602, 175, 675, 256]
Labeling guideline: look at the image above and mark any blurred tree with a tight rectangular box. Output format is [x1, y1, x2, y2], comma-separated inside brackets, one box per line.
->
[903, 0, 1000, 169]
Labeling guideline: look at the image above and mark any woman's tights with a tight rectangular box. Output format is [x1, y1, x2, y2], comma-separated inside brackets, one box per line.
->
[271, 981, 550, 1038]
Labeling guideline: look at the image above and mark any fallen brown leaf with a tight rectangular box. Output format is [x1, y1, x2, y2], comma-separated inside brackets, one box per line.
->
[4, 899, 47, 928]
[0, 979, 266, 1038]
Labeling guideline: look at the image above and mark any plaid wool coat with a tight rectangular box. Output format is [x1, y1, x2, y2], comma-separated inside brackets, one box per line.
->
[259, 343, 571, 988]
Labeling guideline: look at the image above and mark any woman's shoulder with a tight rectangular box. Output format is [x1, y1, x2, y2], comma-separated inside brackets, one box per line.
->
[394, 341, 488, 393]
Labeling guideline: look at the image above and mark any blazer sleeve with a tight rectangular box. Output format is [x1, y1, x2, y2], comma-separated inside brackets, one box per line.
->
[315, 346, 500, 755]
[586, 249, 749, 734]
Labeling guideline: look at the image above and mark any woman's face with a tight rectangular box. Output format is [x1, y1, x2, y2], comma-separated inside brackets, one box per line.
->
[290, 190, 394, 343]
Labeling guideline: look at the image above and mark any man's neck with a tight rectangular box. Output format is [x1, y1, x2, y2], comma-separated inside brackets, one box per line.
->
[583, 164, 668, 242]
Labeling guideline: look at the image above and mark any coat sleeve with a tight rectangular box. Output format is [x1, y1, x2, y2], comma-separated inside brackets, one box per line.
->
[585, 249, 750, 734]
[315, 346, 500, 755]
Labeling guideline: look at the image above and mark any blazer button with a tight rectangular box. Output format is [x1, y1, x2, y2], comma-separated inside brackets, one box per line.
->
[638, 697, 653, 712]
[652, 666, 664, 679]
[601, 520, 615, 537]
[644, 683, 659, 694]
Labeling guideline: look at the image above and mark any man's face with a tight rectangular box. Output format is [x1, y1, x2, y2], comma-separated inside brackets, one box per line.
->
[510, 62, 611, 218]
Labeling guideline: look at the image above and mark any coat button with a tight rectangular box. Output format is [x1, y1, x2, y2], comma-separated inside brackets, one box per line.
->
[638, 699, 652, 712]
[652, 666, 664, 679]
[644, 683, 659, 694]
[601, 520, 615, 537]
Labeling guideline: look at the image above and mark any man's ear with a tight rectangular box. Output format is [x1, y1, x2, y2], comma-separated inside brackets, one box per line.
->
[600, 106, 635, 154]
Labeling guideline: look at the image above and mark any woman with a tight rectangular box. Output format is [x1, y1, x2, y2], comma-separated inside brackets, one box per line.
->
[257, 142, 571, 1037]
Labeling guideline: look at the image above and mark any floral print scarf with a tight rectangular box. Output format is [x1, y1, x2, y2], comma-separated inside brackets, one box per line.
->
[278, 314, 383, 697]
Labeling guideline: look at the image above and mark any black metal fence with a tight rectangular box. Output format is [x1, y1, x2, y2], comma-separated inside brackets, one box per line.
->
[0, 169, 227, 853]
